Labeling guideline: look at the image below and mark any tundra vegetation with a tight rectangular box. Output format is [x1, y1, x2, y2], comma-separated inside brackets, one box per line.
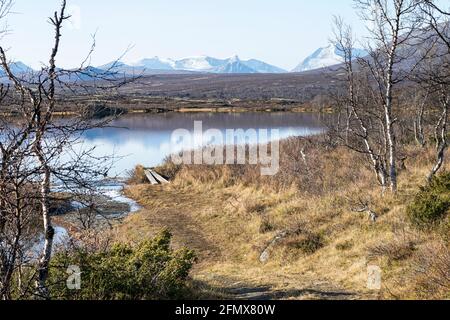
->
[0, 0, 449, 300]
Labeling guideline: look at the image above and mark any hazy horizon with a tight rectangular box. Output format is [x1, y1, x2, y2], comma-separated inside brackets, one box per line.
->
[0, 0, 377, 71]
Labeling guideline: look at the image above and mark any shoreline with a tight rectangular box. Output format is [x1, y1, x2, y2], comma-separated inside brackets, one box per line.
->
[1, 96, 335, 117]
[52, 180, 141, 233]
[1, 107, 334, 119]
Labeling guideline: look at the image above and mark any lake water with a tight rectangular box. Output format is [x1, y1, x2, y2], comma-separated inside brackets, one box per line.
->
[81, 112, 326, 177]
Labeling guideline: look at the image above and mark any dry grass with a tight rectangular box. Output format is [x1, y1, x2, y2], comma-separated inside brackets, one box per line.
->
[114, 136, 449, 300]
[126, 164, 148, 184]
[410, 240, 450, 299]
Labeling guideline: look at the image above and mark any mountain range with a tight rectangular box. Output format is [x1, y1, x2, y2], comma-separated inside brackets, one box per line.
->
[1, 45, 369, 76]
[100, 55, 287, 74]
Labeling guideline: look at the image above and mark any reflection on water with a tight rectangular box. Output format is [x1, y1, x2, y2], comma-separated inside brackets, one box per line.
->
[82, 112, 327, 177]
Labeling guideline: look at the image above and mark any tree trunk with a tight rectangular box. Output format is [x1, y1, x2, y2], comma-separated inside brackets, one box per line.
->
[385, 102, 397, 193]
[427, 94, 448, 183]
[414, 92, 427, 147]
[34, 140, 54, 299]
[384, 17, 400, 193]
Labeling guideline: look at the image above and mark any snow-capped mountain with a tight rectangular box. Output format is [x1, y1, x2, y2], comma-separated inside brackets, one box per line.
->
[292, 45, 367, 72]
[215, 56, 256, 73]
[100, 55, 286, 74]
[9, 61, 33, 74]
[174, 56, 223, 72]
[132, 57, 176, 70]
[0, 61, 34, 78]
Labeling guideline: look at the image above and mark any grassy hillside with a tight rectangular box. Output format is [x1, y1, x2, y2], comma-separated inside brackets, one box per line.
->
[116, 136, 449, 300]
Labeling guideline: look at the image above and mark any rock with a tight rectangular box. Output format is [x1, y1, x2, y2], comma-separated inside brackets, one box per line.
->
[259, 230, 290, 264]
[259, 249, 271, 264]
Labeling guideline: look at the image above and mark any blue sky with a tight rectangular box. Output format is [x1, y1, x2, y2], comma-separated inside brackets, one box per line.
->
[3, 0, 368, 70]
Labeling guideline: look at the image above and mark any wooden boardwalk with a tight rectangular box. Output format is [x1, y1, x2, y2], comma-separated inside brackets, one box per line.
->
[144, 168, 169, 185]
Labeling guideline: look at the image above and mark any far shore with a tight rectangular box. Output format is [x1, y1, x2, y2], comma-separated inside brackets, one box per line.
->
[0, 96, 334, 118]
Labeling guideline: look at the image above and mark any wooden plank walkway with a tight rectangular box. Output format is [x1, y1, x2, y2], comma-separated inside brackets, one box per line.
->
[148, 169, 169, 184]
[144, 169, 159, 185]
[144, 168, 169, 185]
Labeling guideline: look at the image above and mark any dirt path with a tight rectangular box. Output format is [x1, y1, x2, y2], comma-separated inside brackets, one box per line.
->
[121, 185, 223, 262]
[193, 274, 360, 300]
[119, 184, 369, 300]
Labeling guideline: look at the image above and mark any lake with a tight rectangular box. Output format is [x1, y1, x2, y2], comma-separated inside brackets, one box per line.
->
[81, 112, 326, 177]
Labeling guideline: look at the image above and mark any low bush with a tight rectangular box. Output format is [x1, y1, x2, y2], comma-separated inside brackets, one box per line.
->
[286, 232, 324, 255]
[407, 172, 450, 228]
[48, 229, 196, 300]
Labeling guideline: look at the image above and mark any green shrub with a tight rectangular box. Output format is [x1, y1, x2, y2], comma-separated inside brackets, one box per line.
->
[430, 171, 450, 193]
[48, 229, 196, 300]
[408, 192, 449, 227]
[408, 172, 450, 228]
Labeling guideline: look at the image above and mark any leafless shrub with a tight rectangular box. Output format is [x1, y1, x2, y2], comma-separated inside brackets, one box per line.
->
[411, 240, 450, 299]
[367, 238, 417, 262]
[283, 232, 325, 255]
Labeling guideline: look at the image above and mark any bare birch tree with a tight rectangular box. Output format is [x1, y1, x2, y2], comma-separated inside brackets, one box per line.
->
[355, 0, 422, 193]
[416, 0, 449, 182]
[331, 16, 389, 190]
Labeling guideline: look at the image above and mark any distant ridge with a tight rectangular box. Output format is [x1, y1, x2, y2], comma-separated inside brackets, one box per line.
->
[0, 61, 34, 77]
[99, 55, 287, 74]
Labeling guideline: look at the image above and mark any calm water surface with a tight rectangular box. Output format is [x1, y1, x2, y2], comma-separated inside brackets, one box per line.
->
[82, 112, 327, 177]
